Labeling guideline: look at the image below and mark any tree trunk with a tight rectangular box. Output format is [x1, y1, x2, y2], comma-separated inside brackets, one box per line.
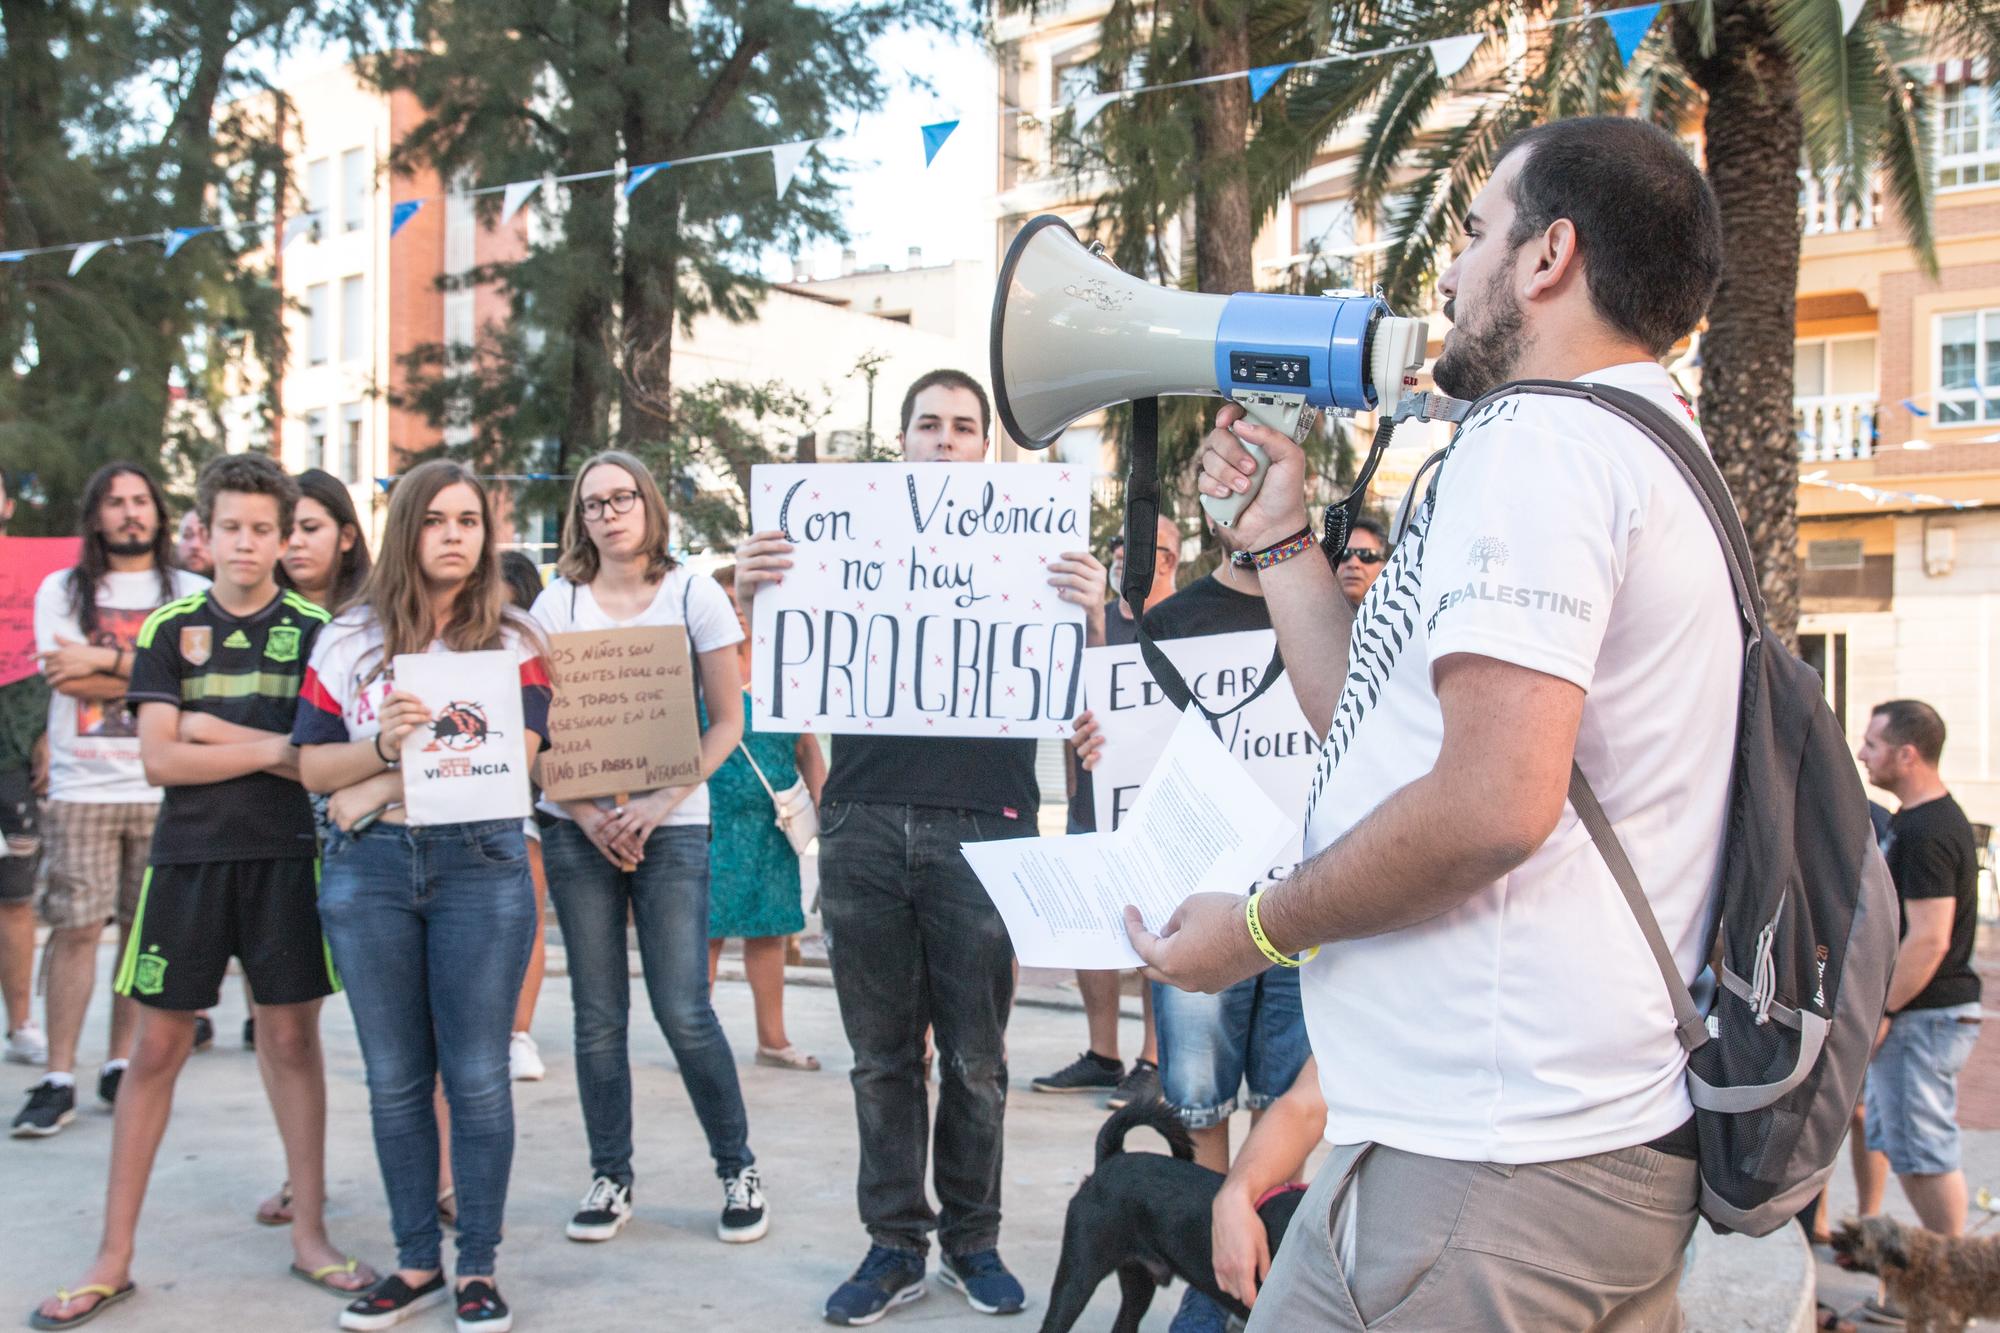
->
[618, 0, 679, 446]
[1676, 1, 1804, 646]
[1189, 0, 1254, 296]
[557, 1, 625, 468]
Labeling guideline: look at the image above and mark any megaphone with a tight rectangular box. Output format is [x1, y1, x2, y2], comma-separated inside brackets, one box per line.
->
[990, 214, 1462, 528]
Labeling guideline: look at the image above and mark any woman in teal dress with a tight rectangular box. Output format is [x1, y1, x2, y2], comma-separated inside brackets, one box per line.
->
[707, 567, 826, 1070]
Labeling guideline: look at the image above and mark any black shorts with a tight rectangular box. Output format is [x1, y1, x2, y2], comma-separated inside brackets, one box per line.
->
[113, 857, 339, 1010]
[0, 764, 39, 903]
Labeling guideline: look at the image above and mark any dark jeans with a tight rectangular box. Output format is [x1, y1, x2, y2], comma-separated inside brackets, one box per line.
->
[318, 818, 535, 1277]
[541, 819, 753, 1184]
[817, 800, 1033, 1258]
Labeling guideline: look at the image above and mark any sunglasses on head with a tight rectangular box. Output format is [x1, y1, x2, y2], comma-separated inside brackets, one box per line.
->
[1338, 547, 1387, 566]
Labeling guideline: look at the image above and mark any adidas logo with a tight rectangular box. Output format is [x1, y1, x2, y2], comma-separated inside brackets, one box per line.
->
[223, 630, 251, 649]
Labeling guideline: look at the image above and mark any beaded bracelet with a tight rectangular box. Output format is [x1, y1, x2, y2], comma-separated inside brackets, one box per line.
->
[1229, 526, 1316, 571]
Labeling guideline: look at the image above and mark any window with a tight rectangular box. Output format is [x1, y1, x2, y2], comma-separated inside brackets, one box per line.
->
[1793, 337, 1876, 398]
[304, 410, 327, 472]
[1054, 57, 1098, 107]
[306, 283, 329, 365]
[1297, 198, 1358, 255]
[1797, 632, 1848, 731]
[305, 157, 332, 229]
[340, 275, 365, 363]
[340, 403, 364, 483]
[341, 149, 368, 232]
[1938, 82, 2000, 191]
[1937, 310, 2000, 424]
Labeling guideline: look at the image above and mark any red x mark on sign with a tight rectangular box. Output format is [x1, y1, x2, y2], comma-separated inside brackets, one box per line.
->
[991, 554, 1003, 563]
[1031, 600, 1041, 611]
[763, 483, 773, 492]
[855, 601, 865, 611]
[999, 725, 1010, 734]
[925, 718, 935, 727]
[933, 655, 944, 666]
[1000, 593, 1010, 603]
[1005, 686, 1016, 698]
[790, 677, 800, 688]
[867, 482, 877, 492]
[929, 545, 938, 555]
[874, 540, 882, 549]
[1060, 471, 1071, 482]
[819, 562, 828, 572]
[833, 688, 843, 698]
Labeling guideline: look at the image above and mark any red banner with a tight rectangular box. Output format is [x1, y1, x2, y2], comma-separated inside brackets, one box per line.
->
[0, 538, 81, 687]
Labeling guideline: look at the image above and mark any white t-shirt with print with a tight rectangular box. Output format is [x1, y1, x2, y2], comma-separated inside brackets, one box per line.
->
[36, 566, 209, 803]
[528, 567, 744, 827]
[1301, 361, 1741, 1164]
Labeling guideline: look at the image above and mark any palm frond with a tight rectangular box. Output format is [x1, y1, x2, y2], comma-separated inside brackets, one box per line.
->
[1914, 0, 2000, 78]
[1861, 20, 1938, 277]
[1773, 0, 1864, 185]
[1349, 53, 1450, 221]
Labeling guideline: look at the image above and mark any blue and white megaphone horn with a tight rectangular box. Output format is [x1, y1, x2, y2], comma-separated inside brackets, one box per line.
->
[990, 215, 1464, 527]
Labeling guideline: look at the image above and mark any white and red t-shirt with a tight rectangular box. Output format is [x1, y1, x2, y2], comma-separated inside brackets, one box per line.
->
[292, 610, 552, 749]
[1301, 362, 1742, 1164]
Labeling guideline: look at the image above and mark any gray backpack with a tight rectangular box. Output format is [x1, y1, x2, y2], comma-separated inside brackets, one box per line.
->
[1476, 380, 1899, 1236]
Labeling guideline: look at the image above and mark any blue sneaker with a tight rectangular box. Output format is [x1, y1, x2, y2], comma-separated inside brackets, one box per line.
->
[1168, 1285, 1230, 1333]
[824, 1245, 927, 1326]
[938, 1249, 1026, 1315]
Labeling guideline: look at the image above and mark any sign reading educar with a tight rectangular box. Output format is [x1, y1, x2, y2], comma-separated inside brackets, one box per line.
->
[540, 626, 703, 802]
[749, 462, 1092, 738]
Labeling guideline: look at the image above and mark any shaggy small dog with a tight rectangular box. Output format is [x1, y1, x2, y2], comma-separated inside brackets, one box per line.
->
[1832, 1215, 2000, 1333]
[1038, 1101, 1304, 1333]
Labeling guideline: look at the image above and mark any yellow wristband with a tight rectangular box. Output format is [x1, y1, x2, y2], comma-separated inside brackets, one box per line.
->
[1246, 890, 1317, 969]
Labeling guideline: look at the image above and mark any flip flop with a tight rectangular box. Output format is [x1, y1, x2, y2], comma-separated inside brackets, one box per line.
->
[755, 1044, 821, 1071]
[255, 1180, 293, 1227]
[28, 1284, 136, 1330]
[289, 1258, 377, 1295]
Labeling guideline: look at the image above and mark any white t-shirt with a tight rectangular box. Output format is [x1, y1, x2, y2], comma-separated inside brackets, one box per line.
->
[293, 611, 552, 750]
[1302, 362, 1741, 1164]
[528, 567, 744, 827]
[36, 566, 209, 803]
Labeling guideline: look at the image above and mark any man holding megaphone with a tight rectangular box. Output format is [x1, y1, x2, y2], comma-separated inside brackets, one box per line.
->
[1101, 117, 1733, 1328]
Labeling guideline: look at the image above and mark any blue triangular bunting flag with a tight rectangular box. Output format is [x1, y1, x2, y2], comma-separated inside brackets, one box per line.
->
[1604, 4, 1660, 63]
[623, 162, 668, 197]
[390, 200, 423, 236]
[921, 120, 959, 167]
[163, 226, 214, 259]
[0, 251, 23, 263]
[1247, 63, 1293, 102]
[1900, 398, 1929, 418]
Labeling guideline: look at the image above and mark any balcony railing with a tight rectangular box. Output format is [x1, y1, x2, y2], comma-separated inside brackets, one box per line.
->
[1799, 168, 1883, 235]
[1796, 394, 1878, 460]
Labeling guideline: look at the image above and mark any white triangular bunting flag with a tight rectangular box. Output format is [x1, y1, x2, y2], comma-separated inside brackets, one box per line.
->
[500, 179, 541, 227]
[1429, 34, 1484, 79]
[68, 240, 109, 276]
[1838, 0, 1865, 33]
[770, 140, 815, 199]
[281, 215, 315, 249]
[1073, 92, 1118, 128]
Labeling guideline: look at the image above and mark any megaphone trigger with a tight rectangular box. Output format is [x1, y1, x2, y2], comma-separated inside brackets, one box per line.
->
[1198, 391, 1318, 528]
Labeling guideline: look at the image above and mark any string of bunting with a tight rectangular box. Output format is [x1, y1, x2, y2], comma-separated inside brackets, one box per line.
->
[0, 0, 1870, 273]
[1800, 470, 1983, 511]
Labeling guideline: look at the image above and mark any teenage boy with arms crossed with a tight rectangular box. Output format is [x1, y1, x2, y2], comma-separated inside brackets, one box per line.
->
[31, 455, 375, 1330]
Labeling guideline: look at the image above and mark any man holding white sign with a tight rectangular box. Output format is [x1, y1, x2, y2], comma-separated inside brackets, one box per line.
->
[735, 369, 1106, 1326]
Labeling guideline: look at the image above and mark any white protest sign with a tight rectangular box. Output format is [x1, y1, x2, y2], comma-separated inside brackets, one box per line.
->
[392, 649, 533, 826]
[1083, 629, 1318, 858]
[748, 461, 1092, 738]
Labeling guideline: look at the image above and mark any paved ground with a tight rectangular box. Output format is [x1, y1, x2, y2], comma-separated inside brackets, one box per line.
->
[0, 942, 1204, 1333]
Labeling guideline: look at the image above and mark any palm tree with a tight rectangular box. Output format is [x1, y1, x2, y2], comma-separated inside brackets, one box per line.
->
[1244, 0, 1999, 644]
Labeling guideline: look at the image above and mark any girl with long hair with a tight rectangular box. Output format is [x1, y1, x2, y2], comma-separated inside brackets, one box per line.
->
[526, 451, 765, 1249]
[293, 461, 551, 1333]
[281, 469, 372, 614]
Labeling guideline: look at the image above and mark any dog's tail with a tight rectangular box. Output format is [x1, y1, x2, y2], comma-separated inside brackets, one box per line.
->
[1095, 1099, 1194, 1167]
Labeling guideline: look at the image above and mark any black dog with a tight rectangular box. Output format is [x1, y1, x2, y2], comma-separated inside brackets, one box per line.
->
[1040, 1101, 1305, 1333]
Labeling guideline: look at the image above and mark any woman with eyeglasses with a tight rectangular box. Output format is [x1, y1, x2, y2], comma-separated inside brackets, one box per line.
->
[1334, 516, 1392, 607]
[526, 451, 765, 1251]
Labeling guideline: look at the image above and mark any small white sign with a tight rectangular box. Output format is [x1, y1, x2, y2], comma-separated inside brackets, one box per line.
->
[748, 461, 1092, 738]
[393, 650, 532, 826]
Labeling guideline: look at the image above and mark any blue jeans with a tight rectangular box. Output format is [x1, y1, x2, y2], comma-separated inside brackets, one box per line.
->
[1152, 965, 1309, 1129]
[318, 818, 535, 1277]
[817, 801, 1032, 1257]
[541, 820, 752, 1184]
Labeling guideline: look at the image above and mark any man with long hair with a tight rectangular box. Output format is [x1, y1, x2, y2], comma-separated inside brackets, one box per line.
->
[14, 464, 206, 1139]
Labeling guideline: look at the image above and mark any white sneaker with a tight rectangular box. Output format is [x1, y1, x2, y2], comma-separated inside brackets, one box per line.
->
[5, 1022, 46, 1065]
[508, 1031, 544, 1082]
[566, 1175, 633, 1242]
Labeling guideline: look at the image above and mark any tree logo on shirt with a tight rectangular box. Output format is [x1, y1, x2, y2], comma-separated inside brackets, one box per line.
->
[1468, 536, 1510, 572]
[423, 701, 499, 753]
[133, 949, 167, 997]
[264, 625, 302, 664]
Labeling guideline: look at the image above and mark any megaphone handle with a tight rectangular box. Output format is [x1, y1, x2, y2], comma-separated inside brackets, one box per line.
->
[1200, 392, 1308, 528]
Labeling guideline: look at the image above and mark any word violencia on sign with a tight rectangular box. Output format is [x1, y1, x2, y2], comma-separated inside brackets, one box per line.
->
[748, 462, 1092, 738]
[539, 627, 702, 803]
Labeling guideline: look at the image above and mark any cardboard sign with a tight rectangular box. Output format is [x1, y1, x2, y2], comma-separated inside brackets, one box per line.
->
[1082, 629, 1319, 862]
[539, 626, 702, 802]
[748, 461, 1092, 737]
[393, 649, 532, 826]
[0, 537, 80, 687]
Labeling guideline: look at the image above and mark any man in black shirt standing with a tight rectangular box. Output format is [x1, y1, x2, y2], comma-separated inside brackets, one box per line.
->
[735, 369, 1106, 1326]
[1858, 698, 1983, 1243]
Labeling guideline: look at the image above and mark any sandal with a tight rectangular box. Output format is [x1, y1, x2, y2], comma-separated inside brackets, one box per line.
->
[28, 1284, 136, 1330]
[755, 1044, 821, 1071]
[290, 1257, 378, 1294]
[255, 1180, 293, 1227]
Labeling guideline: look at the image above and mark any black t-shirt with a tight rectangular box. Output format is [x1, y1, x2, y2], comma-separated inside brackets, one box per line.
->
[1068, 601, 1140, 832]
[1140, 573, 1273, 641]
[1884, 793, 1982, 1012]
[128, 588, 328, 864]
[824, 732, 1041, 822]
